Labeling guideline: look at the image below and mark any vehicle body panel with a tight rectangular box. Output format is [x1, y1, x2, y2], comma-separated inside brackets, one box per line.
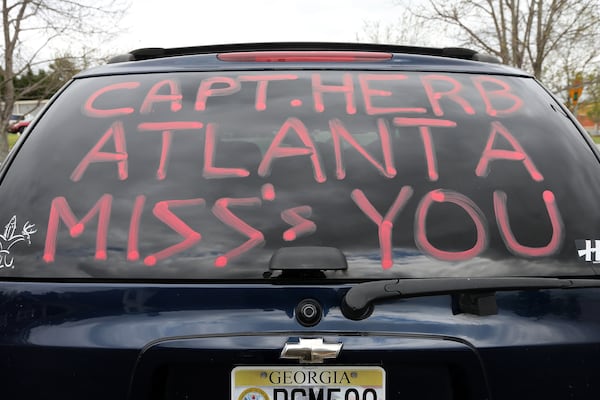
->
[2, 282, 600, 398]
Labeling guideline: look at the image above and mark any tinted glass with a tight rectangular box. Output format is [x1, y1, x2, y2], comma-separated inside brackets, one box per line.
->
[1, 71, 599, 280]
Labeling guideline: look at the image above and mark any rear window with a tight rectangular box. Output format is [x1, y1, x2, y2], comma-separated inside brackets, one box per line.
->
[2, 70, 600, 280]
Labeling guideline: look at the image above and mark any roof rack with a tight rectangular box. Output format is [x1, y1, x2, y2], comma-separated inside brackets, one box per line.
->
[107, 42, 500, 64]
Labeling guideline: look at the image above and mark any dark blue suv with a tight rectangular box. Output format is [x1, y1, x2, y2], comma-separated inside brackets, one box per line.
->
[2, 43, 600, 400]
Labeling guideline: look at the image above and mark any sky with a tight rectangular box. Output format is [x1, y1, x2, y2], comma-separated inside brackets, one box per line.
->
[107, 0, 413, 52]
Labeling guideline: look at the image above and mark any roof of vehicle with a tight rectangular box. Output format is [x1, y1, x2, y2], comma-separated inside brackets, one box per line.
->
[77, 42, 532, 78]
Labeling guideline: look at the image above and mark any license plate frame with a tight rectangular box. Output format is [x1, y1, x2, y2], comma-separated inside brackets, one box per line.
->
[231, 365, 385, 400]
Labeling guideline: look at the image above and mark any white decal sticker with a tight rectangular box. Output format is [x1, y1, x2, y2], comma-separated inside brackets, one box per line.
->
[0, 216, 37, 269]
[576, 239, 600, 264]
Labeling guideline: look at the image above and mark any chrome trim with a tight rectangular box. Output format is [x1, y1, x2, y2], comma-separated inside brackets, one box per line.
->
[280, 338, 342, 364]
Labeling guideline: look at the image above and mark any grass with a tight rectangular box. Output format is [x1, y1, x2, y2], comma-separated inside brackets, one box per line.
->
[7, 133, 20, 149]
[591, 135, 600, 144]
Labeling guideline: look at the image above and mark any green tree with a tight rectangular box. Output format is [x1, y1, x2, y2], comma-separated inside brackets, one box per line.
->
[47, 55, 81, 92]
[6, 55, 81, 119]
[13, 67, 47, 99]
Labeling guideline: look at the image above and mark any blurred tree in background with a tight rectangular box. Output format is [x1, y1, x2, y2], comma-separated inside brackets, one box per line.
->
[585, 71, 600, 134]
[359, 0, 600, 100]
[0, 0, 129, 159]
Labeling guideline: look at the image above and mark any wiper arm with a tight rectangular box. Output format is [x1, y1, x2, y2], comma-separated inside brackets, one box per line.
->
[341, 277, 600, 320]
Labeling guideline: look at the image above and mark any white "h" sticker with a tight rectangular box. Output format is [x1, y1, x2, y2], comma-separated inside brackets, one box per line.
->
[578, 240, 600, 263]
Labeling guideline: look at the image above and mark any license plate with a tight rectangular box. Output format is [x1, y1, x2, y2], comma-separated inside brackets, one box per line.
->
[231, 366, 385, 400]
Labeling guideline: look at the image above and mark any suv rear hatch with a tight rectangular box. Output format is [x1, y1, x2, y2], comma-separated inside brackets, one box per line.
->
[2, 50, 600, 399]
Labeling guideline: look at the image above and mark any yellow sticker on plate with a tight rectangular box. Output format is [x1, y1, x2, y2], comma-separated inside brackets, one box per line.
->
[231, 366, 385, 400]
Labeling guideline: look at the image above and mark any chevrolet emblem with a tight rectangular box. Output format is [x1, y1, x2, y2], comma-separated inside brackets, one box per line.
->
[280, 338, 342, 363]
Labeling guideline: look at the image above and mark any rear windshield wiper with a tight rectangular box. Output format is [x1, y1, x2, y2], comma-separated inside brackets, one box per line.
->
[341, 277, 600, 320]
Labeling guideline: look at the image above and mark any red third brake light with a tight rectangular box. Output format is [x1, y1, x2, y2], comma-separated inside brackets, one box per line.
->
[217, 51, 393, 62]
